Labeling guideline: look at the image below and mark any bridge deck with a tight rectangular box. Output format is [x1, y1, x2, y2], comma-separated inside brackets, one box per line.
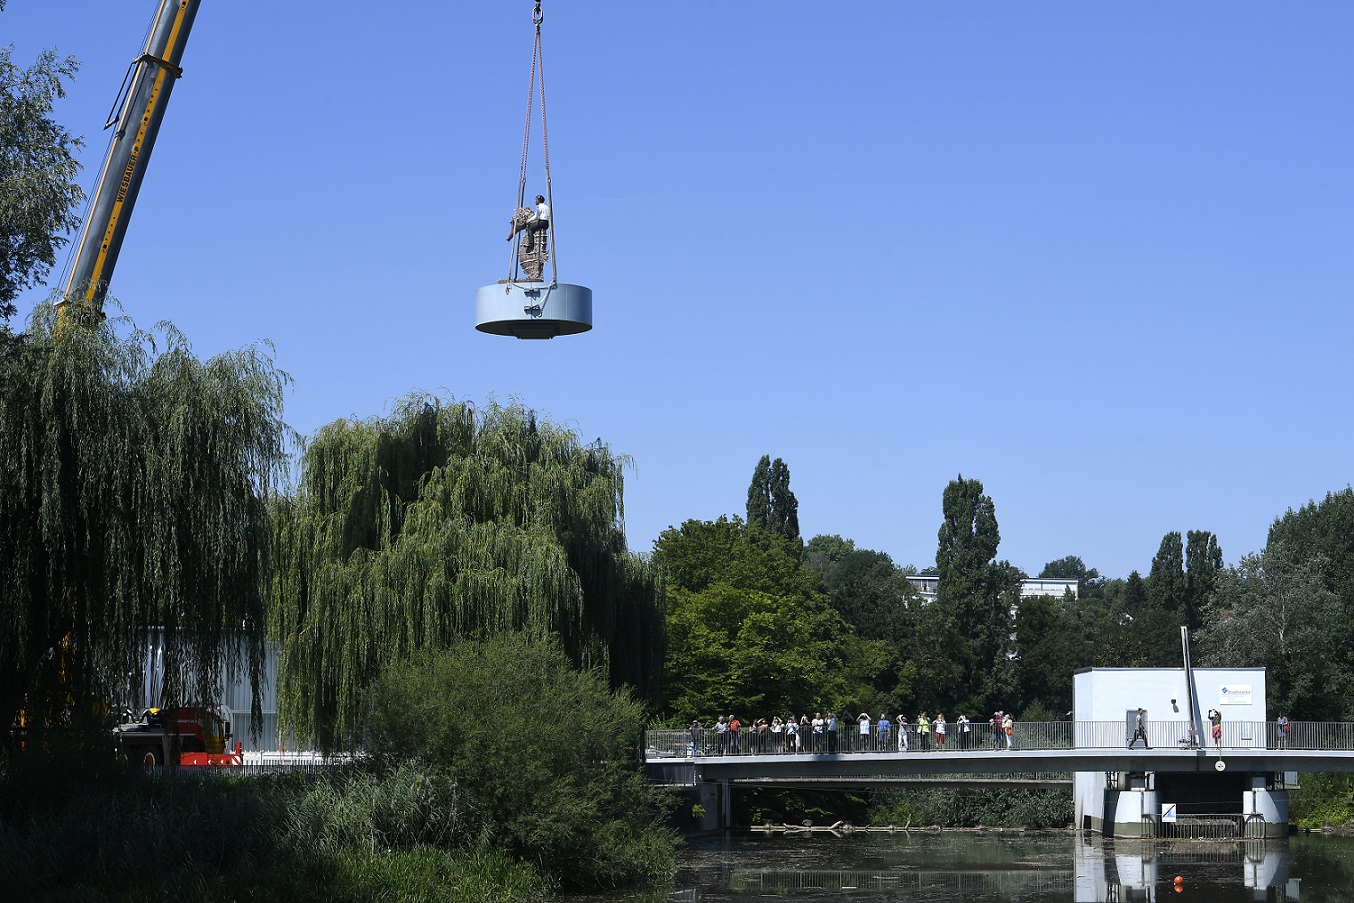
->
[646, 721, 1354, 784]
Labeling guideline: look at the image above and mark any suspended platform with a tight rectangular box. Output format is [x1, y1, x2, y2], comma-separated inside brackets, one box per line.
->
[475, 281, 592, 340]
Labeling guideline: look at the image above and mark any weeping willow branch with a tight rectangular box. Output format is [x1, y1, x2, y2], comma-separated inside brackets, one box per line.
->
[269, 396, 666, 753]
[0, 299, 292, 738]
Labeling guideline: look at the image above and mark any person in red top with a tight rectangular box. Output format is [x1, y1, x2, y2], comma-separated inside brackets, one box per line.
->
[728, 715, 741, 754]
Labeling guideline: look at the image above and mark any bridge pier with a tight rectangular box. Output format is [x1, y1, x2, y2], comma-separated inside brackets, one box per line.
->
[1078, 770, 1290, 839]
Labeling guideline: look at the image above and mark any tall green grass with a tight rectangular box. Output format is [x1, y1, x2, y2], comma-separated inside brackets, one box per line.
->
[0, 765, 552, 901]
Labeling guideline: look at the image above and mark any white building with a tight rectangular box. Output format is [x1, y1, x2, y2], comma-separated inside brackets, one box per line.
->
[1073, 666, 1289, 839]
[906, 575, 1079, 603]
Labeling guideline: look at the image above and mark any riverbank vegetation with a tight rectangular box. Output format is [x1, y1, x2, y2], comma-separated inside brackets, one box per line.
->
[0, 765, 546, 901]
[873, 787, 1073, 831]
[1291, 773, 1354, 830]
[0, 634, 678, 899]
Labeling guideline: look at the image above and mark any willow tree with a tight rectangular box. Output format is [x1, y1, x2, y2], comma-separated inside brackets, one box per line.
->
[270, 396, 665, 751]
[0, 301, 290, 740]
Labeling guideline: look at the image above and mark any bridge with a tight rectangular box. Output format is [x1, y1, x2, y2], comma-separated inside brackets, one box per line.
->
[644, 720, 1354, 834]
[645, 719, 1354, 783]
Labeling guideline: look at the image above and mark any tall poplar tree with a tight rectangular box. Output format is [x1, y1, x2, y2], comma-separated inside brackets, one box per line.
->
[1184, 529, 1223, 632]
[745, 454, 800, 543]
[929, 475, 1018, 714]
[0, 303, 290, 739]
[269, 397, 665, 751]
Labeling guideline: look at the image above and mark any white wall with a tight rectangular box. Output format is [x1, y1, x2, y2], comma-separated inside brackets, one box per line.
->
[1073, 667, 1266, 733]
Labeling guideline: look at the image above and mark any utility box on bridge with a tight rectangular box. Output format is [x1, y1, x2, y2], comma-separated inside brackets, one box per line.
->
[1073, 667, 1285, 838]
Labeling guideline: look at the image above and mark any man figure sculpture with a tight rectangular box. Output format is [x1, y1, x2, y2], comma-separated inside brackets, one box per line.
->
[508, 194, 551, 251]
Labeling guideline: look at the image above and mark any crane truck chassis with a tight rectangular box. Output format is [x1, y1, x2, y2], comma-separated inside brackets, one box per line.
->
[114, 706, 242, 767]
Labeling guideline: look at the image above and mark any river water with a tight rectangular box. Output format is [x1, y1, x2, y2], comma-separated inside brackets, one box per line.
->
[582, 831, 1354, 902]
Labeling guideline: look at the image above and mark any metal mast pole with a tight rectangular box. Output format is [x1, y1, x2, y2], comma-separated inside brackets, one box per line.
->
[1181, 625, 1200, 748]
[60, 0, 203, 312]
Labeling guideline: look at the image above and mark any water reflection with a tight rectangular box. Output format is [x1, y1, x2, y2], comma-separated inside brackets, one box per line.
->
[647, 832, 1341, 902]
[1073, 836, 1297, 901]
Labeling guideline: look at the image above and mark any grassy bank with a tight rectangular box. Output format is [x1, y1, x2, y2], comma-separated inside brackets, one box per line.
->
[0, 767, 552, 902]
[1, 636, 681, 900]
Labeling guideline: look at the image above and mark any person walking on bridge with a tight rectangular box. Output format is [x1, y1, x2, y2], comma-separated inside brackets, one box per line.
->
[1129, 707, 1151, 749]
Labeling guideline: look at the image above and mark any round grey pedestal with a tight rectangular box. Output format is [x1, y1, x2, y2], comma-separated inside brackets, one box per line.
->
[475, 282, 592, 339]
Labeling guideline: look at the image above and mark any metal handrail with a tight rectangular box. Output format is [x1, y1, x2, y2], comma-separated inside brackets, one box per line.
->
[646, 720, 1354, 758]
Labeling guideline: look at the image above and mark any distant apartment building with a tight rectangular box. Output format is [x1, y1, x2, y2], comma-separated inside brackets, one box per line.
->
[905, 575, 1079, 603]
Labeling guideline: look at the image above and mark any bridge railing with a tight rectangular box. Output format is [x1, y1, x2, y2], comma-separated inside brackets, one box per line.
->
[645, 720, 1354, 757]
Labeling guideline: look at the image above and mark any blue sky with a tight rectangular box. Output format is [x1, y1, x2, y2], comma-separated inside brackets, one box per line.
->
[7, 1, 1353, 579]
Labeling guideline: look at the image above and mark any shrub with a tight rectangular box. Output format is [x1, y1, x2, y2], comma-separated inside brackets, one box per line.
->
[362, 632, 679, 889]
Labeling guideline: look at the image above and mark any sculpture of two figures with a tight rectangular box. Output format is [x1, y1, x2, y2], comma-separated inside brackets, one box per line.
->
[502, 205, 549, 283]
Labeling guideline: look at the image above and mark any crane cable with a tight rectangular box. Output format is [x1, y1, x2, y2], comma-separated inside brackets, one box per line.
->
[507, 0, 557, 287]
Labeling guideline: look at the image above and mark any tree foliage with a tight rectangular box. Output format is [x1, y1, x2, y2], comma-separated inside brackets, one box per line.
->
[926, 476, 1020, 714]
[1268, 487, 1354, 602]
[804, 534, 921, 646]
[362, 633, 678, 890]
[0, 303, 289, 738]
[269, 397, 664, 751]
[1196, 545, 1348, 719]
[1, 36, 83, 325]
[745, 454, 800, 543]
[655, 518, 894, 720]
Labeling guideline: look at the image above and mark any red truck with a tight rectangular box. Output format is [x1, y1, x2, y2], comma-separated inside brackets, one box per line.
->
[114, 706, 242, 767]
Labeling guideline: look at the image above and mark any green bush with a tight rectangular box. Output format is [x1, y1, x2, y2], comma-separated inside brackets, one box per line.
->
[0, 767, 551, 901]
[1290, 772, 1354, 829]
[362, 632, 680, 890]
[873, 787, 1073, 829]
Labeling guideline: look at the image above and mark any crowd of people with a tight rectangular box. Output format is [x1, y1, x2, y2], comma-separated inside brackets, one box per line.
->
[686, 710, 1018, 756]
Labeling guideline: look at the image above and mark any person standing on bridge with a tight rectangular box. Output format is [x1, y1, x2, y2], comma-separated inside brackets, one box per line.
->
[827, 711, 839, 754]
[878, 713, 891, 752]
[1208, 708, 1222, 748]
[716, 715, 728, 755]
[728, 715, 741, 754]
[957, 714, 971, 750]
[1003, 712, 1015, 750]
[857, 711, 872, 751]
[812, 712, 825, 752]
[991, 712, 1003, 750]
[935, 713, 947, 749]
[689, 719, 703, 756]
[1276, 712, 1290, 748]
[1129, 707, 1151, 749]
[897, 715, 910, 751]
[917, 712, 932, 752]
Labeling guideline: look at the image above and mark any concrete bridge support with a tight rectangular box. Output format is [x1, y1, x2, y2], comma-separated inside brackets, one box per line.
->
[1077, 770, 1290, 839]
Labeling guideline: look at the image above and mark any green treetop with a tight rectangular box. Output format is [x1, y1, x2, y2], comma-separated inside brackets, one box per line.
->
[745, 454, 800, 544]
[1, 26, 83, 327]
[269, 397, 665, 752]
